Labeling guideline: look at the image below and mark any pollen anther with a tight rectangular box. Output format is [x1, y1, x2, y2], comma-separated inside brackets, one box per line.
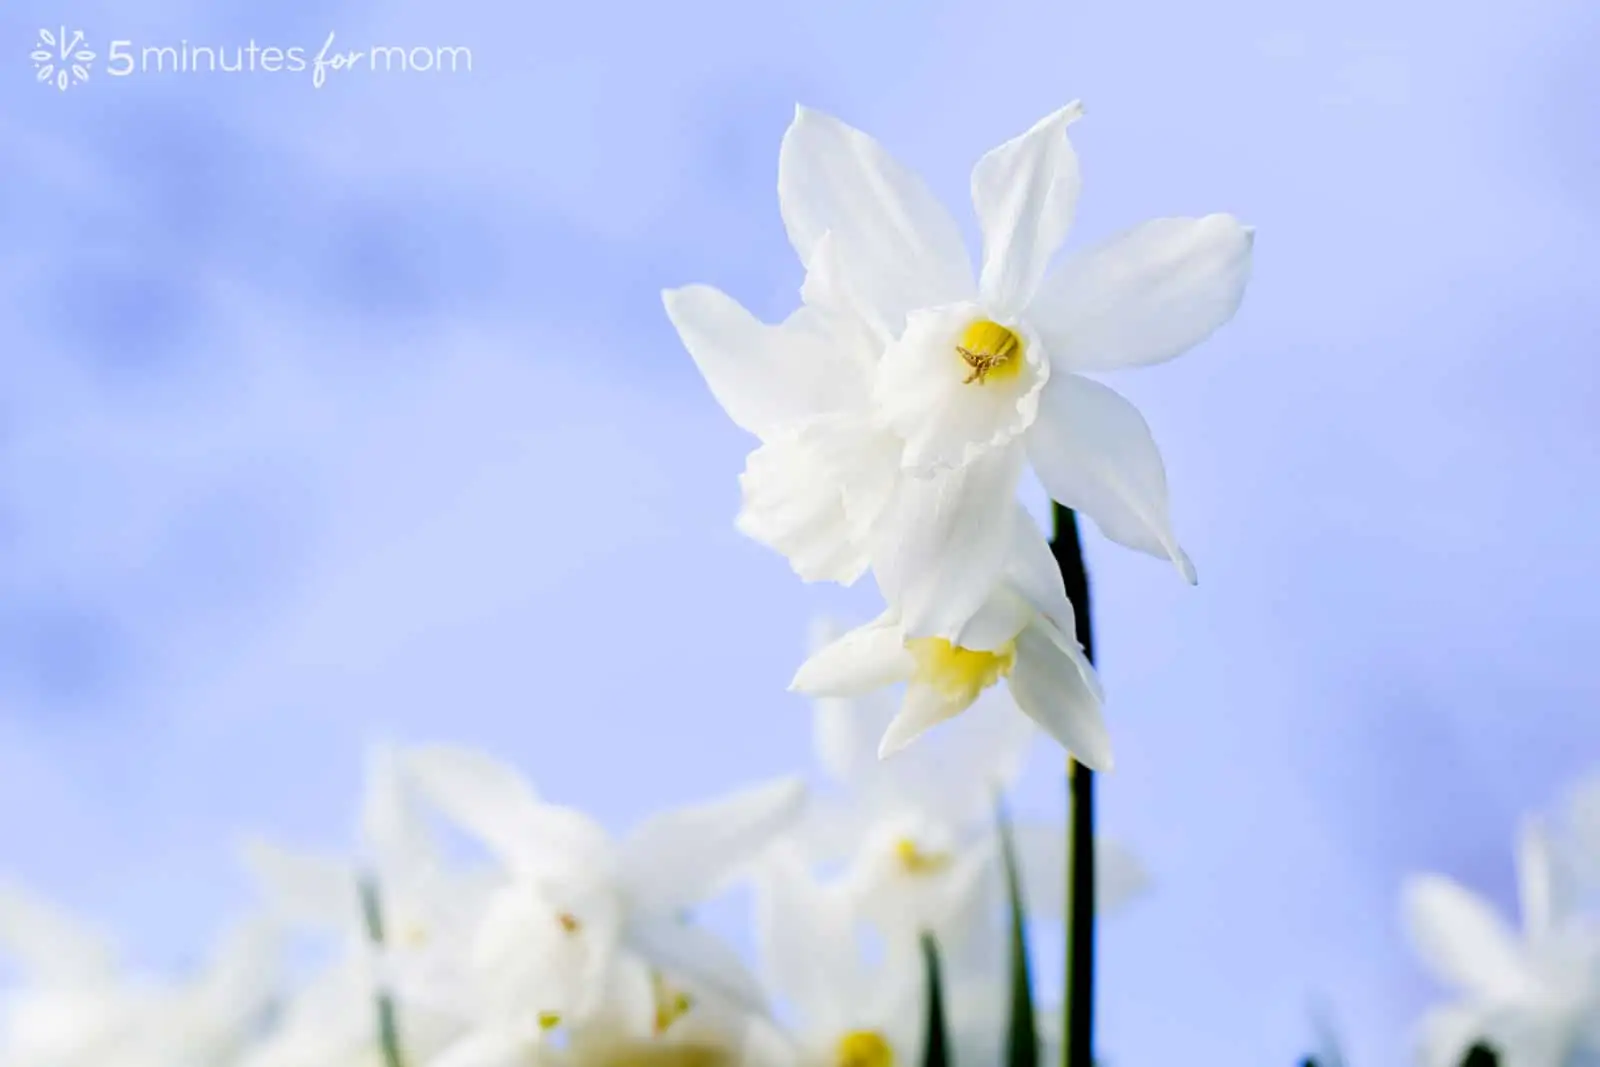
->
[956, 320, 1024, 385]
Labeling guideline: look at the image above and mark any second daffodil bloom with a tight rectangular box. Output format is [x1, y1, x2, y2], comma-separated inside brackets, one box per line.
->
[792, 512, 1109, 767]
[666, 101, 1253, 641]
[1402, 819, 1600, 1067]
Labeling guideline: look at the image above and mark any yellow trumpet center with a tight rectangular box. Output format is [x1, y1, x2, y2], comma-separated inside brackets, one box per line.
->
[955, 319, 1024, 385]
[894, 837, 953, 876]
[538, 1011, 563, 1031]
[905, 636, 1015, 707]
[835, 1030, 894, 1067]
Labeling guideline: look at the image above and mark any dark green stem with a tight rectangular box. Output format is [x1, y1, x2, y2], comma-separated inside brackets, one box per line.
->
[1049, 504, 1095, 1067]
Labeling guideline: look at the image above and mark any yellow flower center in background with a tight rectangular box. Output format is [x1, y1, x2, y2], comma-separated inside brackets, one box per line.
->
[557, 911, 582, 934]
[893, 837, 953, 876]
[956, 320, 1024, 385]
[905, 637, 1015, 707]
[835, 1030, 894, 1067]
[538, 1011, 564, 1031]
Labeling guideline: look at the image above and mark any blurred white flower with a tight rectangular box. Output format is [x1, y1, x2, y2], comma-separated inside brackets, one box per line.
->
[400, 746, 806, 1036]
[239, 744, 487, 1067]
[790, 515, 1108, 766]
[666, 102, 1253, 641]
[0, 883, 278, 1067]
[752, 846, 924, 1067]
[1403, 820, 1600, 1067]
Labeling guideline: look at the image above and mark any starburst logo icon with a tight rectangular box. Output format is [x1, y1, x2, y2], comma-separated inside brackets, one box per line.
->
[31, 27, 95, 91]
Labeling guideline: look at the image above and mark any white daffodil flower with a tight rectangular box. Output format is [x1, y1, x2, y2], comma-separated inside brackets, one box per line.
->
[791, 512, 1108, 767]
[240, 745, 484, 1067]
[667, 102, 1252, 641]
[0, 883, 279, 1067]
[401, 746, 806, 1036]
[1403, 820, 1600, 1067]
[752, 846, 925, 1067]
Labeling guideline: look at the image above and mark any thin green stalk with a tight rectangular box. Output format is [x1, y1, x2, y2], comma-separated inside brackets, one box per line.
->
[996, 798, 1039, 1067]
[919, 933, 951, 1067]
[359, 877, 407, 1067]
[1049, 503, 1096, 1067]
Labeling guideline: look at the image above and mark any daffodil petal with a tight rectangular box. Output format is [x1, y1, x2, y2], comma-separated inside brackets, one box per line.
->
[1010, 825, 1151, 920]
[619, 776, 807, 912]
[791, 613, 915, 696]
[1028, 214, 1253, 373]
[870, 445, 1026, 642]
[662, 285, 855, 439]
[779, 106, 974, 334]
[238, 839, 359, 929]
[973, 103, 1084, 319]
[403, 746, 613, 877]
[753, 846, 861, 1031]
[0, 882, 118, 985]
[878, 683, 973, 759]
[427, 1029, 540, 1067]
[1006, 619, 1110, 770]
[1027, 373, 1194, 583]
[1401, 874, 1538, 1000]
[624, 916, 768, 1014]
[737, 428, 868, 585]
[1517, 818, 1555, 944]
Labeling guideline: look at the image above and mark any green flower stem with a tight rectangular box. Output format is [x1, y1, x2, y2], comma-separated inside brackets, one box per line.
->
[1050, 504, 1096, 1067]
[359, 877, 408, 1067]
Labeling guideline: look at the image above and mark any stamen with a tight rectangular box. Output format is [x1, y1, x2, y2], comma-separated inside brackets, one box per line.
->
[557, 912, 582, 934]
[956, 320, 1024, 385]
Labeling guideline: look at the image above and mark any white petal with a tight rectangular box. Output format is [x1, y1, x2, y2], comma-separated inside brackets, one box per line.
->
[662, 285, 852, 438]
[623, 917, 767, 1014]
[473, 889, 606, 1021]
[753, 847, 861, 1032]
[1028, 215, 1253, 373]
[779, 106, 973, 333]
[426, 1029, 540, 1067]
[1010, 825, 1148, 920]
[619, 777, 807, 912]
[875, 305, 1048, 475]
[996, 505, 1079, 634]
[878, 683, 973, 758]
[1006, 617, 1111, 769]
[1401, 874, 1538, 999]
[1027, 373, 1195, 582]
[360, 744, 436, 876]
[972, 103, 1084, 319]
[403, 746, 612, 878]
[799, 229, 897, 352]
[187, 918, 281, 1035]
[870, 445, 1026, 642]
[239, 839, 359, 929]
[791, 612, 915, 696]
[951, 586, 1033, 654]
[1518, 818, 1556, 943]
[737, 429, 867, 585]
[0, 882, 117, 984]
[812, 688, 900, 788]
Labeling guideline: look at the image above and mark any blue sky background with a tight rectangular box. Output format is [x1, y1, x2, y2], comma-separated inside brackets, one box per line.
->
[2, 0, 1598, 1063]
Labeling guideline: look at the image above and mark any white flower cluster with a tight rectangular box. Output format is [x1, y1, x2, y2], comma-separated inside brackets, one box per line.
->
[1403, 776, 1600, 1067]
[664, 102, 1255, 769]
[0, 667, 1146, 1067]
